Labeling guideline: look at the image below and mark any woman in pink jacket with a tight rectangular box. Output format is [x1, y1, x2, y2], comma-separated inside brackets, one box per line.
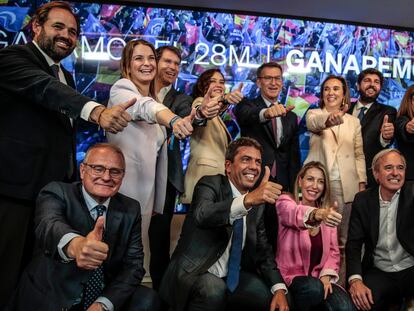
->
[276, 161, 355, 310]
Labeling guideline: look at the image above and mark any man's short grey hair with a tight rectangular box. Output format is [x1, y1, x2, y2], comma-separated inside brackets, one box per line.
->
[371, 148, 406, 173]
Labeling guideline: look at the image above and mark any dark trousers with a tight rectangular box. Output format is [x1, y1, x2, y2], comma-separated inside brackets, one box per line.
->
[186, 271, 274, 311]
[0, 195, 34, 310]
[289, 276, 355, 311]
[67, 285, 160, 311]
[364, 266, 414, 311]
[149, 181, 177, 290]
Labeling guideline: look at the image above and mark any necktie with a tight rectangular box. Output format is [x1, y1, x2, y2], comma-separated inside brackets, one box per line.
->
[226, 218, 243, 292]
[357, 106, 367, 122]
[271, 114, 278, 178]
[83, 205, 106, 310]
[50, 64, 60, 79]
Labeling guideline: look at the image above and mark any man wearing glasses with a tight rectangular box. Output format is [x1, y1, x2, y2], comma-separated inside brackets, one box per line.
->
[234, 62, 300, 252]
[10, 143, 160, 311]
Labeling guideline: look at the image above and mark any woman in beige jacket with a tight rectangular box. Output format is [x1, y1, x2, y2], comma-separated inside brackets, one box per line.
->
[181, 69, 243, 204]
[304, 75, 366, 285]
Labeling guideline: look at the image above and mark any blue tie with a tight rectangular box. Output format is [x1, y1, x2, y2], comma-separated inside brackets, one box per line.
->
[226, 218, 243, 292]
[83, 205, 106, 310]
[357, 106, 367, 122]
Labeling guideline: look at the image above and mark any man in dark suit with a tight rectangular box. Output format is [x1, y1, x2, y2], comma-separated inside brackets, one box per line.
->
[348, 68, 396, 187]
[233, 62, 300, 251]
[0, 2, 135, 304]
[346, 149, 414, 311]
[149, 45, 213, 290]
[159, 137, 289, 311]
[9, 143, 160, 311]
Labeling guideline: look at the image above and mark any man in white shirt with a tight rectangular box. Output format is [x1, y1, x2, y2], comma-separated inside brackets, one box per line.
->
[348, 68, 397, 187]
[346, 148, 414, 310]
[159, 137, 289, 311]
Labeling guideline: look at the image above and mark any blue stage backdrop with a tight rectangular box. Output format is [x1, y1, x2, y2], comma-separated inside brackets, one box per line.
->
[1, 0, 413, 189]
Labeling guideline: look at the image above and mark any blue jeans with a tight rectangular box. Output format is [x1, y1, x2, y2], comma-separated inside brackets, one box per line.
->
[289, 276, 355, 311]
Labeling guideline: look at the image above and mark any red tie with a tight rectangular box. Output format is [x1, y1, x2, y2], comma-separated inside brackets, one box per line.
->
[271, 113, 277, 178]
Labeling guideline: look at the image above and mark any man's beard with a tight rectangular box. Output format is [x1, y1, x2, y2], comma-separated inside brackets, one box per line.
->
[360, 88, 380, 103]
[37, 29, 75, 62]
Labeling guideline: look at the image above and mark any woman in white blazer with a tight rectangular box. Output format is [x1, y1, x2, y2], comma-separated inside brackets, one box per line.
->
[107, 39, 193, 239]
[304, 75, 366, 285]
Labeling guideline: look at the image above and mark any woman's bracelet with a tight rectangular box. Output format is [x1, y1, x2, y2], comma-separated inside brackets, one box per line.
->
[169, 115, 181, 128]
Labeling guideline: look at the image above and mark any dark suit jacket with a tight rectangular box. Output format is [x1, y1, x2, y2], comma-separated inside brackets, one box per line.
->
[395, 115, 414, 181]
[159, 175, 284, 311]
[234, 96, 300, 191]
[346, 182, 414, 279]
[162, 87, 192, 193]
[348, 102, 397, 187]
[0, 42, 91, 201]
[10, 182, 144, 311]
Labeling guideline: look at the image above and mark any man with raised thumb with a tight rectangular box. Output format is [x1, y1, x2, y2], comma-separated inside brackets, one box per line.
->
[9, 143, 160, 311]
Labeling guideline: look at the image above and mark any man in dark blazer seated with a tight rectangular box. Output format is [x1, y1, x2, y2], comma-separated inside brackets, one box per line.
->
[0, 2, 135, 304]
[9, 143, 160, 311]
[159, 137, 289, 311]
[233, 62, 300, 251]
[348, 68, 396, 187]
[346, 149, 414, 311]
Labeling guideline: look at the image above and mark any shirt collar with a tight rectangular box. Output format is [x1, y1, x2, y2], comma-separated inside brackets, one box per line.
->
[356, 100, 373, 111]
[378, 187, 400, 207]
[158, 85, 172, 101]
[261, 94, 278, 107]
[229, 180, 243, 198]
[82, 186, 110, 212]
[32, 40, 60, 67]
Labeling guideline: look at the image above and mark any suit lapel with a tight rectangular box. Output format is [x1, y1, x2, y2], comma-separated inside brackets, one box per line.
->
[102, 195, 123, 263]
[369, 188, 380, 246]
[163, 88, 177, 109]
[361, 102, 380, 129]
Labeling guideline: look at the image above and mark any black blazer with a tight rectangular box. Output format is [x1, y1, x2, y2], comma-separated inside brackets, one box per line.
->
[234, 96, 300, 191]
[162, 88, 192, 193]
[159, 175, 284, 311]
[348, 102, 397, 187]
[0, 42, 91, 200]
[346, 182, 414, 279]
[10, 182, 144, 311]
[395, 115, 414, 181]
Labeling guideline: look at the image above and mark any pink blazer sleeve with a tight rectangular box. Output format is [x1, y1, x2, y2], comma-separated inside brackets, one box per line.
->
[275, 194, 313, 230]
[319, 225, 340, 282]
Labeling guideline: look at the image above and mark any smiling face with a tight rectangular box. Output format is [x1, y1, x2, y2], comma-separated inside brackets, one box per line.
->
[32, 7, 78, 62]
[322, 78, 344, 112]
[80, 147, 125, 203]
[208, 71, 225, 98]
[373, 151, 405, 200]
[225, 146, 262, 194]
[256, 66, 283, 102]
[298, 167, 325, 207]
[157, 49, 180, 87]
[358, 73, 382, 104]
[129, 43, 157, 87]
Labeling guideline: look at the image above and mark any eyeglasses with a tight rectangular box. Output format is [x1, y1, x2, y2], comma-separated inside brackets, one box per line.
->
[83, 163, 125, 179]
[258, 76, 283, 83]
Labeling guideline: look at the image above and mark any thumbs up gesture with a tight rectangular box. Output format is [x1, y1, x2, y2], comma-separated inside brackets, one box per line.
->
[380, 114, 394, 140]
[198, 85, 222, 119]
[243, 166, 283, 208]
[172, 109, 195, 139]
[224, 82, 244, 105]
[314, 201, 342, 227]
[95, 98, 137, 133]
[406, 117, 414, 134]
[66, 216, 109, 270]
[325, 104, 349, 128]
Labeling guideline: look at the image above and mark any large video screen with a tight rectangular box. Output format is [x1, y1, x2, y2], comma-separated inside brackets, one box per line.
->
[1, 0, 413, 163]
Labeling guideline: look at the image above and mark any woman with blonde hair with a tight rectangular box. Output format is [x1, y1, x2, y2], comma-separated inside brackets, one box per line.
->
[276, 161, 355, 310]
[304, 75, 366, 285]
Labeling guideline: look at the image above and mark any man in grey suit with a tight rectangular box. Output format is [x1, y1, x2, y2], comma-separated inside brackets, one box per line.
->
[160, 137, 289, 311]
[9, 143, 160, 311]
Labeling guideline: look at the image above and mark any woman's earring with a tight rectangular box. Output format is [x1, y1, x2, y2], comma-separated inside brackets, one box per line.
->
[298, 186, 302, 200]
